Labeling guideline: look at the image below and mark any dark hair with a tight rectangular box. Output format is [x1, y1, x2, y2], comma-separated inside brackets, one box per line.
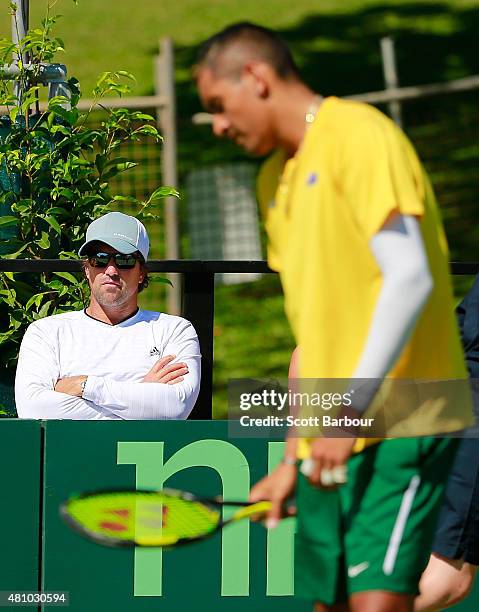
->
[195, 22, 300, 80]
[138, 261, 149, 293]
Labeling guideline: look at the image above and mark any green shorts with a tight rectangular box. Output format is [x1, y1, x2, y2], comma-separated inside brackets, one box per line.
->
[295, 437, 458, 605]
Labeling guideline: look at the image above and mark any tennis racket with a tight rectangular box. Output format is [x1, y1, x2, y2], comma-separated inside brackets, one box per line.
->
[60, 488, 273, 548]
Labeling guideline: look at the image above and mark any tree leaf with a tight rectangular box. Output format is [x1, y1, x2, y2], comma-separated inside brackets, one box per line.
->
[102, 161, 138, 179]
[36, 300, 52, 320]
[43, 280, 63, 291]
[0, 242, 29, 259]
[95, 153, 107, 173]
[112, 195, 139, 203]
[103, 157, 129, 167]
[52, 271, 81, 284]
[25, 293, 48, 311]
[35, 232, 50, 250]
[147, 276, 173, 287]
[44, 215, 62, 235]
[9, 107, 18, 124]
[116, 70, 136, 81]
[0, 216, 19, 228]
[131, 112, 154, 121]
[148, 186, 180, 202]
[133, 125, 161, 138]
[47, 206, 70, 216]
[0, 288, 16, 307]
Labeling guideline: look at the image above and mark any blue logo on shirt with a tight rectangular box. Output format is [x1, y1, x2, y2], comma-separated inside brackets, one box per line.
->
[306, 172, 318, 186]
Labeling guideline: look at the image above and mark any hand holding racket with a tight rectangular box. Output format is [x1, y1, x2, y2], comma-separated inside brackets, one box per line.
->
[249, 460, 298, 529]
[60, 488, 274, 548]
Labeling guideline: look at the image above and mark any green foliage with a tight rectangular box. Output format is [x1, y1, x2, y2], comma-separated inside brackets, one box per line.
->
[0, 2, 176, 370]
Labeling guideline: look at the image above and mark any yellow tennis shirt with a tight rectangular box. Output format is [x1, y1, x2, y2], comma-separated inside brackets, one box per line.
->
[257, 97, 472, 455]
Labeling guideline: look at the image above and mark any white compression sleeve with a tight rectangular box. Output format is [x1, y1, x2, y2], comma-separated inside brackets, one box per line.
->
[352, 214, 433, 381]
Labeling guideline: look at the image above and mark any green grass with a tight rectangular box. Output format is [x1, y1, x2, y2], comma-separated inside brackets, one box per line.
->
[213, 276, 295, 417]
[1, 0, 479, 417]
[1, 0, 478, 95]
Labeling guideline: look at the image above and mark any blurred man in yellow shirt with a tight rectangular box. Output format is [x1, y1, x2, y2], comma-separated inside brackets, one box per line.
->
[194, 22, 472, 612]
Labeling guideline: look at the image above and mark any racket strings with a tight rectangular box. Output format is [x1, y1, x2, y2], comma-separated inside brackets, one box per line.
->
[66, 491, 221, 545]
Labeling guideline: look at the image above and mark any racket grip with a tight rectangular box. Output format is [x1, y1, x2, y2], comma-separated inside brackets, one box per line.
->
[233, 501, 272, 520]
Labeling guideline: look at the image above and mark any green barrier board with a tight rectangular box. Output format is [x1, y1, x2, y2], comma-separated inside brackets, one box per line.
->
[42, 421, 308, 611]
[0, 420, 41, 591]
[1, 419, 478, 611]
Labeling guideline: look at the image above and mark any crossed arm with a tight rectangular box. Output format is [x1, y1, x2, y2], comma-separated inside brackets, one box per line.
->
[52, 355, 192, 419]
[55, 355, 187, 397]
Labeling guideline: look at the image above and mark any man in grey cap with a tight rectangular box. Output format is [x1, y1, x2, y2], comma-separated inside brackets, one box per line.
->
[15, 212, 201, 420]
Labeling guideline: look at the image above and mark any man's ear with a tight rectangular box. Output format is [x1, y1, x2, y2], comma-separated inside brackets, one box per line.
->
[243, 61, 273, 98]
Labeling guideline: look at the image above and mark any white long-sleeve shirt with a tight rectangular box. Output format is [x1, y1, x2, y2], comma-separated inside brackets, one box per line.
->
[15, 309, 201, 420]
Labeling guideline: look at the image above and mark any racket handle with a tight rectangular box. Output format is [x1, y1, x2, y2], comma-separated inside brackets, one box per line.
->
[232, 501, 272, 520]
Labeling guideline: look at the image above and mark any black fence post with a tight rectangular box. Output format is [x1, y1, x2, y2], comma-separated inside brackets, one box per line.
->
[182, 270, 215, 419]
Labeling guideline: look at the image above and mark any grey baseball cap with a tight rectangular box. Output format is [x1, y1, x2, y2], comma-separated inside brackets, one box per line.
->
[78, 212, 150, 261]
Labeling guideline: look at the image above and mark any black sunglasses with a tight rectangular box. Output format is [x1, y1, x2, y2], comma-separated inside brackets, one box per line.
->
[86, 252, 141, 270]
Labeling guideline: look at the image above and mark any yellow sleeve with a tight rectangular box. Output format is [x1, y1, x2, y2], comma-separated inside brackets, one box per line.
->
[256, 150, 284, 271]
[256, 150, 283, 218]
[342, 115, 425, 239]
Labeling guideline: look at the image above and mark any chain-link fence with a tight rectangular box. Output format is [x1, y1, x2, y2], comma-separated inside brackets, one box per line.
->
[398, 89, 479, 297]
[83, 108, 168, 312]
[402, 91, 479, 258]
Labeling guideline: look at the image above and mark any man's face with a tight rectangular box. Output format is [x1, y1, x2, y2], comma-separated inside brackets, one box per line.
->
[84, 243, 144, 310]
[196, 66, 275, 156]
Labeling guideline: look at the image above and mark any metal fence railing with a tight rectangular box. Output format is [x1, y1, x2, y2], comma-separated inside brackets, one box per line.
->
[1, 259, 478, 419]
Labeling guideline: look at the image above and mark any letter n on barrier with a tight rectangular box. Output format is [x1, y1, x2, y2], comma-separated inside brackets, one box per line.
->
[117, 440, 251, 597]
[267, 442, 295, 596]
